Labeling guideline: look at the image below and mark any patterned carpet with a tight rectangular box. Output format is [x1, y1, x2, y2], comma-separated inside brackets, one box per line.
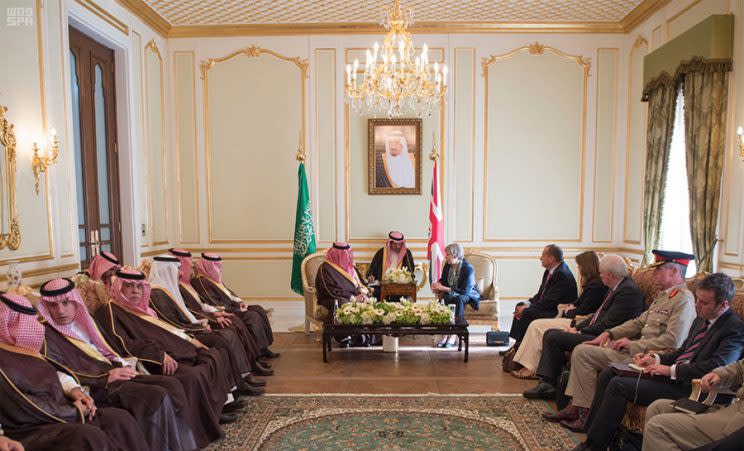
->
[209, 394, 579, 450]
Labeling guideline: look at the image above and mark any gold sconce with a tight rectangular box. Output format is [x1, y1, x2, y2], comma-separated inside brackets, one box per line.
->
[32, 128, 59, 194]
[737, 127, 744, 161]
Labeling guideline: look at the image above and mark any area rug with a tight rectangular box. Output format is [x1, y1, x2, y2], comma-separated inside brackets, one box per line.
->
[209, 394, 579, 450]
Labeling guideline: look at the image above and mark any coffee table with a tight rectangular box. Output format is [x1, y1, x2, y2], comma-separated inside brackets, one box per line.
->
[322, 321, 469, 363]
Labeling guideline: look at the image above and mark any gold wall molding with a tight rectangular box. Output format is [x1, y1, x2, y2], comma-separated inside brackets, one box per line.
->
[75, 0, 129, 35]
[622, 0, 672, 33]
[664, 0, 705, 41]
[622, 38, 648, 245]
[592, 48, 619, 244]
[115, 0, 170, 37]
[313, 48, 338, 243]
[173, 50, 200, 244]
[719, 261, 744, 271]
[0, 262, 80, 282]
[201, 46, 307, 244]
[453, 47, 476, 243]
[144, 39, 169, 246]
[481, 43, 589, 242]
[0, 106, 21, 250]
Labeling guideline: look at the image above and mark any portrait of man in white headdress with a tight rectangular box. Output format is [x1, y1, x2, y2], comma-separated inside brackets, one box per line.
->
[369, 120, 421, 194]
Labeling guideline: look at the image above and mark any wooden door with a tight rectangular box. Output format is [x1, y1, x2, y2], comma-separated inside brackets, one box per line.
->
[69, 27, 122, 268]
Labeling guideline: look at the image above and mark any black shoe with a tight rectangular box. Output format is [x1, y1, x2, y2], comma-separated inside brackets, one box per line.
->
[498, 346, 514, 356]
[257, 358, 272, 368]
[243, 374, 267, 387]
[252, 363, 274, 376]
[223, 399, 245, 412]
[569, 442, 589, 451]
[261, 348, 280, 358]
[339, 336, 352, 348]
[235, 385, 265, 397]
[522, 382, 556, 400]
[219, 412, 237, 424]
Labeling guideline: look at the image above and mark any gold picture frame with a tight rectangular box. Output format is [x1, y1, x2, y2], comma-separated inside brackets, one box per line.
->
[368, 118, 422, 195]
[0, 105, 21, 250]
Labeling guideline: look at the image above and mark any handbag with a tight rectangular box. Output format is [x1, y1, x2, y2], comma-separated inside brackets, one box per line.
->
[486, 330, 509, 346]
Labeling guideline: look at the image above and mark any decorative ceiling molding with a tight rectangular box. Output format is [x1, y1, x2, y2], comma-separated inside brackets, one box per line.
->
[117, 0, 671, 37]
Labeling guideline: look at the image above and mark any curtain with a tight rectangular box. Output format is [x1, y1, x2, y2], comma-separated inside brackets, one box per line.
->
[683, 62, 730, 272]
[641, 78, 678, 265]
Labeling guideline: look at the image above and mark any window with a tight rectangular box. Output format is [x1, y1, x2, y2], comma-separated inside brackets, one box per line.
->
[659, 86, 696, 274]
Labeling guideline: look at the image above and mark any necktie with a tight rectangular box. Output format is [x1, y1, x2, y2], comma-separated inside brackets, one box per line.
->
[588, 288, 615, 326]
[675, 320, 711, 365]
[539, 271, 552, 300]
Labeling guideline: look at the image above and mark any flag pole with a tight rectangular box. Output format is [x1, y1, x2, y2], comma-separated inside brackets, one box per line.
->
[295, 130, 305, 162]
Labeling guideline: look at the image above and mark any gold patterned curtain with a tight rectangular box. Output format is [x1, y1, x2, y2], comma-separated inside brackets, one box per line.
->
[641, 78, 678, 265]
[682, 60, 731, 272]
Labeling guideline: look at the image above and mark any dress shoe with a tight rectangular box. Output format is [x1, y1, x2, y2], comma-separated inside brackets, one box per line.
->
[223, 399, 245, 413]
[559, 407, 589, 432]
[569, 443, 589, 451]
[219, 412, 237, 424]
[257, 358, 272, 368]
[243, 374, 267, 387]
[235, 385, 265, 397]
[522, 382, 556, 400]
[261, 348, 280, 358]
[252, 363, 274, 376]
[542, 403, 579, 422]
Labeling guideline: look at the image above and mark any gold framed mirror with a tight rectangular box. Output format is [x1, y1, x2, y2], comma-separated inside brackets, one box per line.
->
[0, 106, 21, 250]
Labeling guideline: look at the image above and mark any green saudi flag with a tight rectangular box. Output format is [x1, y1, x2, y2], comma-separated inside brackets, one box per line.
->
[291, 162, 316, 295]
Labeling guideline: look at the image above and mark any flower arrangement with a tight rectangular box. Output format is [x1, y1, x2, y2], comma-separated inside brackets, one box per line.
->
[336, 299, 452, 325]
[383, 267, 414, 284]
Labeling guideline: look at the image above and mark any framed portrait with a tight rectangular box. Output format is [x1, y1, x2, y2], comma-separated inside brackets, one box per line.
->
[368, 118, 422, 195]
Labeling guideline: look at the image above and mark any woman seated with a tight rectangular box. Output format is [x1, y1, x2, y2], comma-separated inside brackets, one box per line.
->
[314, 242, 371, 347]
[431, 243, 480, 348]
[511, 250, 607, 379]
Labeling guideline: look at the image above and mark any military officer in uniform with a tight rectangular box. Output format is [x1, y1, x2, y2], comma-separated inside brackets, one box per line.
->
[545, 250, 696, 432]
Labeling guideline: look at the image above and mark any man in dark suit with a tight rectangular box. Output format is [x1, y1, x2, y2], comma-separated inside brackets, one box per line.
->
[432, 242, 480, 347]
[571, 273, 744, 451]
[523, 254, 644, 401]
[509, 244, 578, 344]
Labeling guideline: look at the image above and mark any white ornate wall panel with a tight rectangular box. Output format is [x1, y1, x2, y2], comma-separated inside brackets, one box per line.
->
[145, 42, 169, 245]
[204, 49, 305, 243]
[222, 258, 298, 299]
[346, 106, 440, 243]
[593, 48, 619, 243]
[453, 48, 476, 243]
[623, 39, 648, 244]
[174, 51, 199, 243]
[0, 0, 53, 264]
[313, 49, 337, 243]
[483, 47, 587, 242]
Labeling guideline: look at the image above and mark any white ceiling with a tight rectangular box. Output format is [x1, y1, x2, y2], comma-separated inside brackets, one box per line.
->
[143, 0, 646, 26]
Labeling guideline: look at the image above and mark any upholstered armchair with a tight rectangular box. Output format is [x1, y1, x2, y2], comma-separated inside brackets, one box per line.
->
[300, 251, 331, 334]
[462, 250, 500, 330]
[621, 267, 743, 433]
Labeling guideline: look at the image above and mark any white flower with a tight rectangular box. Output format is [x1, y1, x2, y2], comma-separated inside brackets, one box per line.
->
[382, 312, 397, 325]
[361, 312, 373, 325]
[419, 313, 431, 325]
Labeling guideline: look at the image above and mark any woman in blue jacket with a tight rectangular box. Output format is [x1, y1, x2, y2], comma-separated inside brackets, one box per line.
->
[432, 243, 480, 347]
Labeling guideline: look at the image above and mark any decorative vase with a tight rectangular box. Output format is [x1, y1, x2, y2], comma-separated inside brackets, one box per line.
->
[7, 261, 22, 289]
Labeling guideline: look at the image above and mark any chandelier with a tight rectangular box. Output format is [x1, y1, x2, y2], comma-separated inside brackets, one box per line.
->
[344, 0, 447, 117]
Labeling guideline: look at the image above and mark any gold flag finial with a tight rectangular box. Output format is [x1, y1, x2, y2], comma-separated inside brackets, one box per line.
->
[295, 131, 305, 162]
[429, 131, 439, 161]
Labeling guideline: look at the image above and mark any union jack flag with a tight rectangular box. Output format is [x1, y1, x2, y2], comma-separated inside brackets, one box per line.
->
[427, 161, 444, 285]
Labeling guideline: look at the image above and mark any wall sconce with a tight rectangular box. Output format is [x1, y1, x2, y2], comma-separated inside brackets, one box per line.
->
[32, 128, 59, 195]
[737, 127, 744, 162]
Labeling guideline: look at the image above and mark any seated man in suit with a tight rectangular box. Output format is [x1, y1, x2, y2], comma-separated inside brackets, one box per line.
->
[507, 244, 578, 350]
[431, 242, 480, 348]
[523, 254, 644, 399]
[645, 357, 744, 451]
[557, 249, 697, 432]
[570, 273, 744, 451]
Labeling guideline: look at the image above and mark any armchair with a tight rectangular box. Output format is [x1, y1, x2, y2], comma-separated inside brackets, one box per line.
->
[300, 251, 331, 334]
[462, 250, 500, 329]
